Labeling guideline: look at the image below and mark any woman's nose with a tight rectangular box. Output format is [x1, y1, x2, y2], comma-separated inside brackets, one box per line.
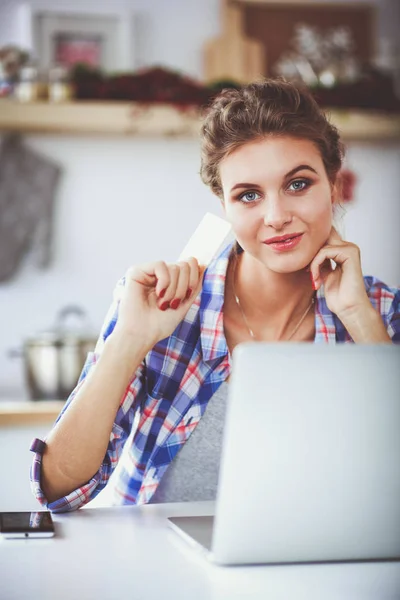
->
[263, 197, 292, 230]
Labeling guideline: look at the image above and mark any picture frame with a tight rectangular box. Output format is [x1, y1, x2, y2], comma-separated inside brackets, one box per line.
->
[31, 9, 135, 72]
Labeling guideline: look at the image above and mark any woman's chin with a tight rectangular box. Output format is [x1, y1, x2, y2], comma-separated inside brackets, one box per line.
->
[261, 254, 313, 275]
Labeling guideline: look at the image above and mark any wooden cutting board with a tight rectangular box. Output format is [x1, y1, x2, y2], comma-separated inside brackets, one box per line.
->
[203, 1, 265, 84]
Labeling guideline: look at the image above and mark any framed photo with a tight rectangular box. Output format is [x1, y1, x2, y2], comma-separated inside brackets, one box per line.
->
[53, 33, 103, 69]
[32, 11, 135, 72]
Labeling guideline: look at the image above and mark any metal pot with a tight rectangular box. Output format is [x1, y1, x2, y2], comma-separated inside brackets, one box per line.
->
[11, 305, 98, 401]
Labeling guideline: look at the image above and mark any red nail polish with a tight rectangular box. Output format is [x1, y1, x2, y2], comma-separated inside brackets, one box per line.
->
[159, 288, 166, 299]
[170, 298, 181, 310]
[160, 301, 170, 311]
[310, 272, 316, 290]
[185, 288, 192, 300]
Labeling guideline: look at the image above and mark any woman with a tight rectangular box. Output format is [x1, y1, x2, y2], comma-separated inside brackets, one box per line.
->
[30, 79, 400, 512]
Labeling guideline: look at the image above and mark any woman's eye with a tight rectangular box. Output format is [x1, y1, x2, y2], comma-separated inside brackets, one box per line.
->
[239, 191, 260, 204]
[288, 179, 310, 192]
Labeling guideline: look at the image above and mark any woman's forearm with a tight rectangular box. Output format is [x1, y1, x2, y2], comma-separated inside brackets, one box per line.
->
[41, 332, 151, 503]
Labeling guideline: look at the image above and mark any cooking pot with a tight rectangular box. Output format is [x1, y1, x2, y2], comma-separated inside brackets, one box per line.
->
[11, 305, 98, 401]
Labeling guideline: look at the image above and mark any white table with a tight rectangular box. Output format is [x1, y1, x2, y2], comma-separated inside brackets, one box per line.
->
[1, 501, 399, 600]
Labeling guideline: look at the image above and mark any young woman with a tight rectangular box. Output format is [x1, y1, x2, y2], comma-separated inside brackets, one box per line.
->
[30, 79, 400, 512]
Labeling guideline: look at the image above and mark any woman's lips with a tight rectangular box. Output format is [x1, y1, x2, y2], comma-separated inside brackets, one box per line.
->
[263, 233, 303, 252]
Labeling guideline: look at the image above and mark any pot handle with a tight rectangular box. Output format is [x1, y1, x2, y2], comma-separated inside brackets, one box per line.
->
[7, 347, 24, 359]
[55, 305, 92, 331]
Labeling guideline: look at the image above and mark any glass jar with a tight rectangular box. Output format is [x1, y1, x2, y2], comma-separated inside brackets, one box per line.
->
[14, 64, 41, 102]
[47, 64, 73, 103]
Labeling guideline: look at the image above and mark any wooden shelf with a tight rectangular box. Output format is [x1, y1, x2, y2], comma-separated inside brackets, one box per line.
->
[325, 109, 400, 142]
[0, 101, 201, 137]
[0, 401, 65, 426]
[0, 100, 399, 141]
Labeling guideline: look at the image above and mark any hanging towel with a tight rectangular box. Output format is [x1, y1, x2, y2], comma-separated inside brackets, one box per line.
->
[0, 134, 61, 282]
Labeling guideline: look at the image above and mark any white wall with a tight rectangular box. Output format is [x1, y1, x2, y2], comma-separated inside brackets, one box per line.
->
[0, 0, 399, 398]
[0, 0, 220, 78]
[343, 143, 400, 284]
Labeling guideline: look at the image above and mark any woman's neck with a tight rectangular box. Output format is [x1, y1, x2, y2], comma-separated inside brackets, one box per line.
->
[232, 250, 314, 324]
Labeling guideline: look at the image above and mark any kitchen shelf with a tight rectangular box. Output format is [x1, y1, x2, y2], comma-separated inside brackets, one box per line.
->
[324, 109, 400, 142]
[0, 401, 65, 426]
[0, 101, 201, 137]
[1, 100, 400, 141]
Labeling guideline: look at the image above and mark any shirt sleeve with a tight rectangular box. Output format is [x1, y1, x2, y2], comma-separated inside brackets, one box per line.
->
[29, 276, 147, 512]
[386, 287, 400, 343]
[366, 276, 400, 343]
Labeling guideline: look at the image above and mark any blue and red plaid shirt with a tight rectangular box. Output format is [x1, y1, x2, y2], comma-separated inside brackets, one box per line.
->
[30, 242, 400, 512]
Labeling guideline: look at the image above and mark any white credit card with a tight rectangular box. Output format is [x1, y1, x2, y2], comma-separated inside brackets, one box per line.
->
[178, 212, 233, 265]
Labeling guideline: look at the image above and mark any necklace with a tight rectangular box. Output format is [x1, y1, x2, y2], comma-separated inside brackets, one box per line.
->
[231, 253, 315, 341]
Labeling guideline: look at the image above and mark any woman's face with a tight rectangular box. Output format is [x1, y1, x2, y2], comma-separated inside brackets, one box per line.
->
[219, 136, 334, 273]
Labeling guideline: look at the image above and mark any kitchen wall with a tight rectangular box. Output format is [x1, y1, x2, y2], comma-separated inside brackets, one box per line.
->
[0, 0, 221, 78]
[0, 423, 49, 510]
[0, 0, 400, 399]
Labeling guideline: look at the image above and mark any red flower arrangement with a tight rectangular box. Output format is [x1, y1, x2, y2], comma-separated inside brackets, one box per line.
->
[337, 168, 357, 203]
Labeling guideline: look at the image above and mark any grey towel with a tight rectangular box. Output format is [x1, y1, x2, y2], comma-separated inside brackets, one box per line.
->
[0, 134, 61, 282]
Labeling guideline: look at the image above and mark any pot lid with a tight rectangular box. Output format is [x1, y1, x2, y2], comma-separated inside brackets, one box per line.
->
[26, 305, 98, 345]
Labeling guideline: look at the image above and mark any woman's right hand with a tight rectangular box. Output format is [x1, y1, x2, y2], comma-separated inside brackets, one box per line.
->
[112, 257, 205, 349]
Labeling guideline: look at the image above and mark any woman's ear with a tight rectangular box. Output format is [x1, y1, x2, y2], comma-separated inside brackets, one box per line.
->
[331, 177, 346, 238]
[330, 178, 339, 205]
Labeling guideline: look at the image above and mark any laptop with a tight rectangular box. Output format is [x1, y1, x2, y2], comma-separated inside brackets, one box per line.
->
[168, 343, 400, 565]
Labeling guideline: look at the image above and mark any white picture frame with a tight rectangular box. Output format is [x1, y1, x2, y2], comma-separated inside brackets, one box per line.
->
[23, 6, 135, 72]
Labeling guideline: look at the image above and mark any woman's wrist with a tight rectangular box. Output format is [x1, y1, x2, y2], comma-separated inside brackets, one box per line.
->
[105, 328, 153, 369]
[337, 302, 392, 343]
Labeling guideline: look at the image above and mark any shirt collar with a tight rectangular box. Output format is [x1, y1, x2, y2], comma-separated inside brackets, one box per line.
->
[199, 242, 234, 363]
[198, 242, 338, 361]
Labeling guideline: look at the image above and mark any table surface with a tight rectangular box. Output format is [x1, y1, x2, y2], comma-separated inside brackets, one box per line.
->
[1, 501, 399, 600]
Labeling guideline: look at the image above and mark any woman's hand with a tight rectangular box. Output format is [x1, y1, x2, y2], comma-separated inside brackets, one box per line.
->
[309, 228, 391, 343]
[112, 257, 205, 350]
[309, 227, 370, 320]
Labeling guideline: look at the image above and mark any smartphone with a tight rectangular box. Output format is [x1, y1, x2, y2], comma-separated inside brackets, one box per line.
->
[0, 511, 55, 539]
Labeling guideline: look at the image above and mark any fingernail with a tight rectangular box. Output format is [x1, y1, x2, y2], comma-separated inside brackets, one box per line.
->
[310, 273, 317, 290]
[159, 288, 166, 299]
[159, 301, 170, 311]
[185, 288, 192, 300]
[170, 298, 181, 310]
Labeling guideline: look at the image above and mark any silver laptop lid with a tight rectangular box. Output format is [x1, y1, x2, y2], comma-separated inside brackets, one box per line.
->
[212, 343, 400, 565]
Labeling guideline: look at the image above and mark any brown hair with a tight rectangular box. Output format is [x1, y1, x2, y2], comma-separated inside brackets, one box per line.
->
[200, 78, 345, 198]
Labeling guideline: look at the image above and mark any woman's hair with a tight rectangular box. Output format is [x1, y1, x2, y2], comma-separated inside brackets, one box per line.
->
[200, 78, 345, 198]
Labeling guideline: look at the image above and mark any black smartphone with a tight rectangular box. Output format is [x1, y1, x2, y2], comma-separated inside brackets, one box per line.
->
[0, 511, 55, 539]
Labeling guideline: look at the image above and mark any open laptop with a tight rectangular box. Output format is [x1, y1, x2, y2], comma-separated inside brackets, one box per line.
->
[168, 343, 400, 565]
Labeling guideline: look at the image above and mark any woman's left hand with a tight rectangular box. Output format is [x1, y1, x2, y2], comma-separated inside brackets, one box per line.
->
[309, 227, 370, 319]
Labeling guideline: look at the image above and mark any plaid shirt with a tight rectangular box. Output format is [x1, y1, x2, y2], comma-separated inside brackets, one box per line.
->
[30, 242, 400, 512]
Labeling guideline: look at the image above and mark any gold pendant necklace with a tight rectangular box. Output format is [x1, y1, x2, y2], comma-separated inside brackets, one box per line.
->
[232, 253, 315, 341]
